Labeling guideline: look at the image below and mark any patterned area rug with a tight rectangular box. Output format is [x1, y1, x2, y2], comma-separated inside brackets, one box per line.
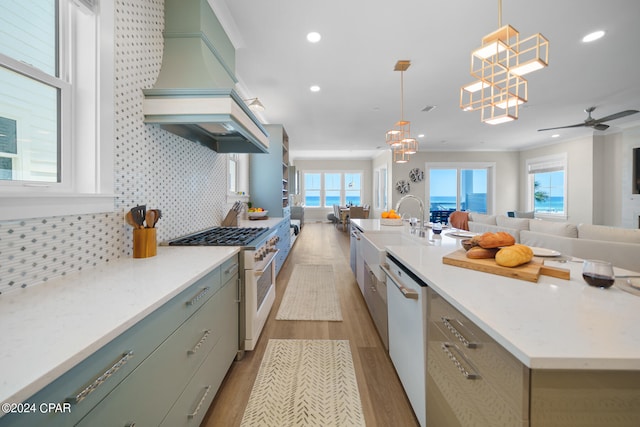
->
[276, 264, 343, 321]
[240, 339, 366, 427]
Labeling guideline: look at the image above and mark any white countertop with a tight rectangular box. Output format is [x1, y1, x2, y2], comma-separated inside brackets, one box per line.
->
[356, 219, 640, 371]
[0, 246, 239, 406]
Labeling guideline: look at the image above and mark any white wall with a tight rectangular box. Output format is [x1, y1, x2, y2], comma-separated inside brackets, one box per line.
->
[390, 150, 520, 217]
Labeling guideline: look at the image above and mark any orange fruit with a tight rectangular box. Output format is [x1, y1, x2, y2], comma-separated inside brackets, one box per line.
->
[381, 211, 389, 218]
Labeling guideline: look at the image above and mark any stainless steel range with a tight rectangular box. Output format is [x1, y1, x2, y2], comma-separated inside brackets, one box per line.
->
[167, 226, 279, 355]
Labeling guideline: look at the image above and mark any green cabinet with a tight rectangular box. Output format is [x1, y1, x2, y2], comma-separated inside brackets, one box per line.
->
[0, 256, 239, 427]
[250, 124, 290, 218]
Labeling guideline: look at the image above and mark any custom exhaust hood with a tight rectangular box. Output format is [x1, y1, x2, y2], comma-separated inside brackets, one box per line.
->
[143, 0, 269, 153]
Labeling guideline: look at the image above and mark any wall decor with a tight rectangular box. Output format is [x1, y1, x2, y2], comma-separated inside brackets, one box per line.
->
[396, 179, 410, 194]
[409, 168, 424, 182]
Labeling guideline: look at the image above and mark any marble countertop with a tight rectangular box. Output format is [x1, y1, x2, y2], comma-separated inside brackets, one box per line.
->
[0, 246, 239, 406]
[356, 219, 640, 370]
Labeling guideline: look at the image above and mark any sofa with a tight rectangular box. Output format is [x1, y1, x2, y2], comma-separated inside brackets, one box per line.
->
[466, 213, 640, 272]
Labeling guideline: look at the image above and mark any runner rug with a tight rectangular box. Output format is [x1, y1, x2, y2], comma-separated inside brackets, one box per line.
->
[276, 264, 343, 321]
[240, 339, 366, 427]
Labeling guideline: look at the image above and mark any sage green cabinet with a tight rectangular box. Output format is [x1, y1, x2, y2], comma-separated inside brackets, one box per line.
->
[250, 124, 290, 218]
[0, 256, 238, 427]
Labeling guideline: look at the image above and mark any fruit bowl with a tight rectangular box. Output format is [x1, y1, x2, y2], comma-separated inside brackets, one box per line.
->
[248, 210, 268, 218]
[380, 218, 403, 226]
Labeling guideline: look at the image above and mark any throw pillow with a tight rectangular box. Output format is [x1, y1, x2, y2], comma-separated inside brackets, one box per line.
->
[469, 212, 497, 225]
[529, 220, 578, 238]
[496, 215, 530, 231]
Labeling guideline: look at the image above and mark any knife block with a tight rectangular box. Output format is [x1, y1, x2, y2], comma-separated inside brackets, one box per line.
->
[133, 228, 157, 258]
[221, 209, 239, 226]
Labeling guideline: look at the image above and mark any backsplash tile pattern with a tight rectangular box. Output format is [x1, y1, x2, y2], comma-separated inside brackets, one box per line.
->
[0, 0, 230, 294]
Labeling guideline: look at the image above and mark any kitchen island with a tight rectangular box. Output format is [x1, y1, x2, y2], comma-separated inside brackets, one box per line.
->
[352, 219, 640, 426]
[0, 246, 240, 426]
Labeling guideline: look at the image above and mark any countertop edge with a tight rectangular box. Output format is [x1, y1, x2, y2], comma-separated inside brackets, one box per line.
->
[0, 246, 240, 407]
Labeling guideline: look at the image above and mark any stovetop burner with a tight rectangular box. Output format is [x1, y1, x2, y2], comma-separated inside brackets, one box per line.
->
[168, 227, 269, 247]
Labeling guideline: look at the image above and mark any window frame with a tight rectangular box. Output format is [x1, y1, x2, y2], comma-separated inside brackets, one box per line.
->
[302, 170, 364, 208]
[525, 153, 568, 220]
[0, 0, 114, 221]
[425, 162, 496, 214]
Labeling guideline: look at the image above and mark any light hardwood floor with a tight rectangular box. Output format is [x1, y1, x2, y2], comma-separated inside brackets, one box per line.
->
[202, 222, 419, 427]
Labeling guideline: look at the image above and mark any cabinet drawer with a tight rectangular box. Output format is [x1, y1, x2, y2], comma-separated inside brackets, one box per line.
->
[161, 285, 239, 426]
[428, 289, 529, 421]
[76, 276, 237, 427]
[220, 255, 239, 286]
[0, 268, 221, 427]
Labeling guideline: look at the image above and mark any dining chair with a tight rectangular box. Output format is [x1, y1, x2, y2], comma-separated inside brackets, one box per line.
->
[349, 206, 366, 219]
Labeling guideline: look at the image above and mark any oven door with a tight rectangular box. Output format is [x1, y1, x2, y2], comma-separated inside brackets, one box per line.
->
[243, 250, 278, 351]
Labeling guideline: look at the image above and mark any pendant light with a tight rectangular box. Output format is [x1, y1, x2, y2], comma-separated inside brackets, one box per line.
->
[460, 0, 548, 124]
[386, 60, 418, 162]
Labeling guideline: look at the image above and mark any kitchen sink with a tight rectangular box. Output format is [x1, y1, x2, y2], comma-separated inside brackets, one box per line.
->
[362, 232, 430, 282]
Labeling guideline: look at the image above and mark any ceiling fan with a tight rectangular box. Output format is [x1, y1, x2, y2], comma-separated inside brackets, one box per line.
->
[538, 107, 639, 132]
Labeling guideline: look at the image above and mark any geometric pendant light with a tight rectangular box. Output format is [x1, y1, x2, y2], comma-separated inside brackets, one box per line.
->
[460, 0, 549, 124]
[386, 60, 418, 162]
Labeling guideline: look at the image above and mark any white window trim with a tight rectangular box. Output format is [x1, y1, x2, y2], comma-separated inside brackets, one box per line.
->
[526, 153, 568, 220]
[302, 170, 364, 208]
[0, 0, 115, 221]
[373, 165, 388, 211]
[425, 162, 496, 214]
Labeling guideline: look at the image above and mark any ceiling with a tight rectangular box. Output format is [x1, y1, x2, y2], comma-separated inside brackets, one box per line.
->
[211, 0, 640, 160]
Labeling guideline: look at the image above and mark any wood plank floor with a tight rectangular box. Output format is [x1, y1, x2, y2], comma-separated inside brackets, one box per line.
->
[202, 222, 419, 426]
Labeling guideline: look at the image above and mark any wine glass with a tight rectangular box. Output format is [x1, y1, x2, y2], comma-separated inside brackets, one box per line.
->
[432, 222, 443, 234]
[582, 260, 615, 288]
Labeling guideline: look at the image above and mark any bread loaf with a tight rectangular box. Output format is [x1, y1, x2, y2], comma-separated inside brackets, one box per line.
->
[466, 247, 498, 259]
[495, 244, 534, 267]
[471, 231, 516, 249]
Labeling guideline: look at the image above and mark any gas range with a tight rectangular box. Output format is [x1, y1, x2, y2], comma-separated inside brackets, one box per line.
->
[167, 226, 269, 247]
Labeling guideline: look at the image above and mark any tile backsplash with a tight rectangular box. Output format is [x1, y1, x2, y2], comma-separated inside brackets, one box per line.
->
[0, 0, 230, 293]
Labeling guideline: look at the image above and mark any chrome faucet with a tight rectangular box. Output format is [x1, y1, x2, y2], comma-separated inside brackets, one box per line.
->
[395, 194, 426, 237]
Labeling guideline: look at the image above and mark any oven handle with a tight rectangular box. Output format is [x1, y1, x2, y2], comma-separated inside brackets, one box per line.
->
[254, 250, 279, 276]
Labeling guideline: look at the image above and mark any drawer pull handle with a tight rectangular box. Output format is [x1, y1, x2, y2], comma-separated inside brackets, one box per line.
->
[67, 350, 134, 404]
[187, 385, 211, 419]
[441, 343, 479, 380]
[187, 287, 210, 306]
[224, 263, 239, 275]
[235, 277, 242, 303]
[188, 330, 211, 355]
[441, 317, 478, 348]
[380, 264, 419, 300]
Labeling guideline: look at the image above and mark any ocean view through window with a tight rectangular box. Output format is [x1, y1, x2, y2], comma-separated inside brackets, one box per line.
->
[527, 154, 567, 217]
[303, 171, 362, 207]
[427, 165, 491, 221]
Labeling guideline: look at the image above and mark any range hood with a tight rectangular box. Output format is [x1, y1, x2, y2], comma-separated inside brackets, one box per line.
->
[143, 0, 269, 153]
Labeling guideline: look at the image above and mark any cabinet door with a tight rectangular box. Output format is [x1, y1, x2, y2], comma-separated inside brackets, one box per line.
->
[76, 274, 237, 427]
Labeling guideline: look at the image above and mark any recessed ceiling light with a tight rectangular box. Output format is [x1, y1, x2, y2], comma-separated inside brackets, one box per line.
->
[552, 134, 560, 138]
[418, 134, 425, 138]
[582, 30, 605, 43]
[309, 85, 321, 92]
[306, 32, 322, 43]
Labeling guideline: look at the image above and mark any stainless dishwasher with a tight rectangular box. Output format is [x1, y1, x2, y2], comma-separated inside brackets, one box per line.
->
[382, 254, 427, 427]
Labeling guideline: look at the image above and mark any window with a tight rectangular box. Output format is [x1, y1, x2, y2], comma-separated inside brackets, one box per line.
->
[344, 172, 361, 206]
[304, 173, 321, 207]
[526, 154, 567, 217]
[302, 171, 363, 207]
[373, 166, 387, 210]
[426, 163, 494, 221]
[325, 173, 341, 207]
[228, 154, 238, 193]
[0, 0, 114, 220]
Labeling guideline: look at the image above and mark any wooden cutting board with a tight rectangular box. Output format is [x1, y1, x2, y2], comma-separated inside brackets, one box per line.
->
[442, 249, 569, 282]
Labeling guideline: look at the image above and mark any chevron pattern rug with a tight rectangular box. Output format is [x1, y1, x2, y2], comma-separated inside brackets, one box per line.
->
[240, 339, 366, 427]
[276, 264, 343, 321]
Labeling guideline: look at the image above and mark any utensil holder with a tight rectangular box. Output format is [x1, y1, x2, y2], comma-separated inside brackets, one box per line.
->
[133, 228, 157, 258]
